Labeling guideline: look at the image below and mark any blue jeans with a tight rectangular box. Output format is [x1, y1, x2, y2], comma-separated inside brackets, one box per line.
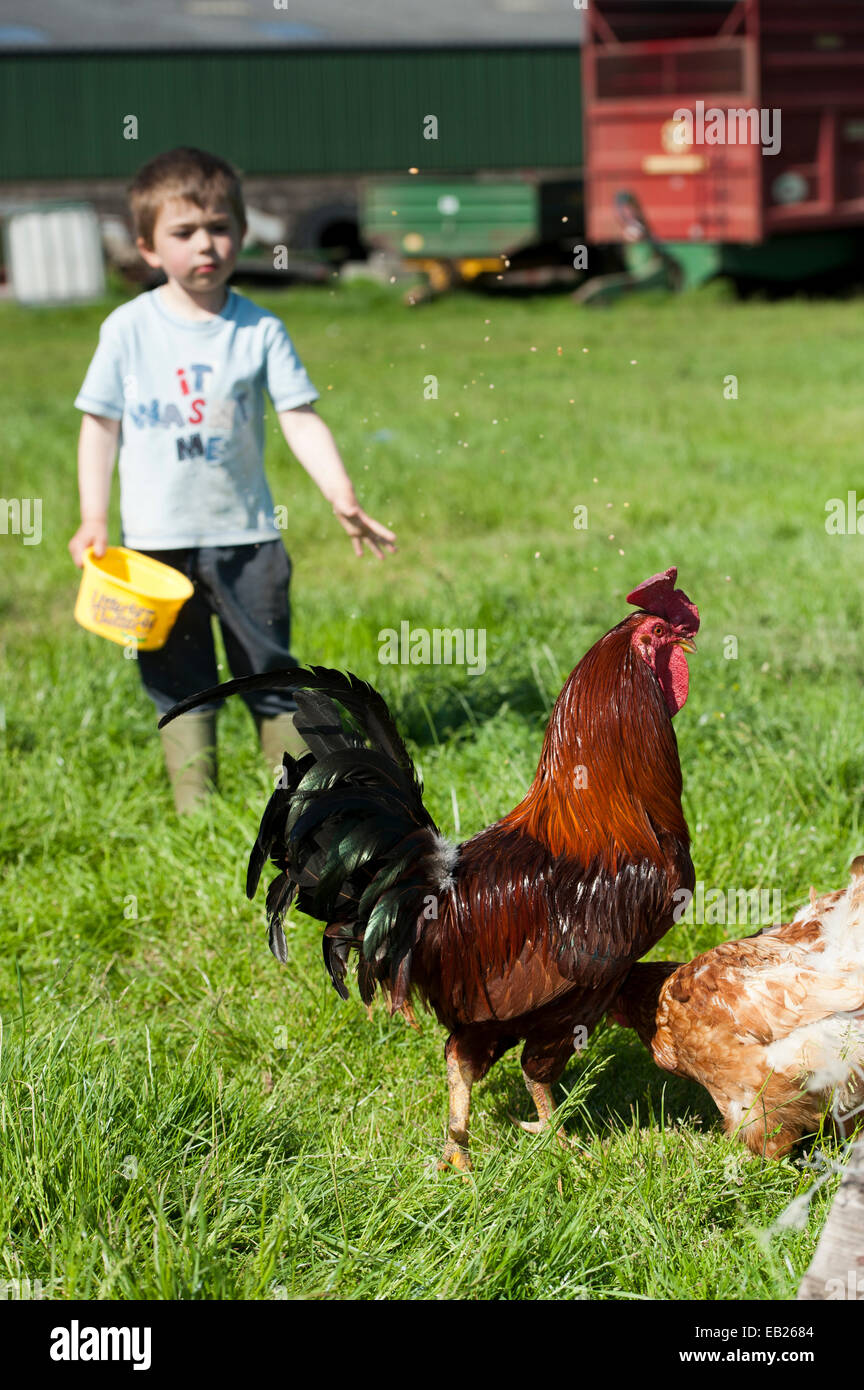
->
[136, 540, 299, 718]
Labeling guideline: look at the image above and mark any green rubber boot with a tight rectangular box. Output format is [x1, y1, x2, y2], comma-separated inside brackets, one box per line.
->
[158, 710, 218, 815]
[255, 712, 308, 780]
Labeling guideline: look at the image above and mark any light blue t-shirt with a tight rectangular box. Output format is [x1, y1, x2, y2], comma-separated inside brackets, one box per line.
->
[75, 287, 319, 548]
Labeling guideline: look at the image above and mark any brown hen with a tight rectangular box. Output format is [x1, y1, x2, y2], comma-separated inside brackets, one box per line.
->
[610, 862, 864, 1157]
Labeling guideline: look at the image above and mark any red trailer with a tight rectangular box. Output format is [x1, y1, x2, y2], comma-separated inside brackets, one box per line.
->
[582, 0, 864, 286]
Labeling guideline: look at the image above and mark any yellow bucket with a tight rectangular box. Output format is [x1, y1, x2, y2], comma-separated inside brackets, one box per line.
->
[74, 546, 194, 651]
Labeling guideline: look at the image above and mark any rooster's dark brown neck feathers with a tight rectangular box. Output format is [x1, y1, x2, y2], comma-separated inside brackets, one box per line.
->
[612, 961, 680, 1049]
[502, 616, 690, 870]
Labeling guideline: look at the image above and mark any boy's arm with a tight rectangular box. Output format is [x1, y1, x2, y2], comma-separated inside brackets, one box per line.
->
[277, 405, 397, 559]
[68, 413, 120, 567]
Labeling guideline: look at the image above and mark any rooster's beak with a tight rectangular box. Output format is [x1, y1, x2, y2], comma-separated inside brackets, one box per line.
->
[676, 637, 697, 654]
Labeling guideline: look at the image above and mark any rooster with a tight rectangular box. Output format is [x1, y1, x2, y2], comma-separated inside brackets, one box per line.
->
[159, 567, 699, 1168]
[609, 862, 864, 1158]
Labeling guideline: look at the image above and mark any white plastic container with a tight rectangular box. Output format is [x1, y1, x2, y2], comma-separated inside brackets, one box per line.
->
[5, 203, 105, 305]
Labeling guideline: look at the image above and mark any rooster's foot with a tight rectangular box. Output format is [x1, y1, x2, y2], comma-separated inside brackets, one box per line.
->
[510, 1114, 570, 1148]
[439, 1047, 474, 1175]
[518, 1075, 571, 1148]
[437, 1140, 472, 1174]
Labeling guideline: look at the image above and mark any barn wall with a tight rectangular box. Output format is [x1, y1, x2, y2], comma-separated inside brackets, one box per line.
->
[0, 47, 582, 181]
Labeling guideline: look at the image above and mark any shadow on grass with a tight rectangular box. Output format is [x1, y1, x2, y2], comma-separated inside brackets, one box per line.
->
[390, 669, 551, 750]
[482, 1026, 719, 1146]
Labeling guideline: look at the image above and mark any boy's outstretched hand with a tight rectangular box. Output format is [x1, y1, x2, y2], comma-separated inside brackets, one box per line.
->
[68, 519, 108, 568]
[333, 502, 398, 560]
[278, 405, 398, 560]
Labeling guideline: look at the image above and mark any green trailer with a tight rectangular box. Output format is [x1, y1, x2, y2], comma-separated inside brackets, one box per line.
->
[362, 175, 591, 300]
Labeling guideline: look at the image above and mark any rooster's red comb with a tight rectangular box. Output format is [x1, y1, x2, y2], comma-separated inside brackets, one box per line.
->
[626, 567, 699, 634]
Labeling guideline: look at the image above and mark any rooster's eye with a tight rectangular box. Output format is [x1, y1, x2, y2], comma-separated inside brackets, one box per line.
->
[652, 624, 664, 637]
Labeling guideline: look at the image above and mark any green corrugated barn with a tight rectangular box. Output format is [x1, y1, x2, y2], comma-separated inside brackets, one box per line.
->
[0, 47, 582, 181]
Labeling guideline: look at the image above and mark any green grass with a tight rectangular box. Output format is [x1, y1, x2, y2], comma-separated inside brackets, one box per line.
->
[2, 278, 864, 1299]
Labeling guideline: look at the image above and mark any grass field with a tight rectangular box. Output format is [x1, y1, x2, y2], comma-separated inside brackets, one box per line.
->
[2, 278, 864, 1300]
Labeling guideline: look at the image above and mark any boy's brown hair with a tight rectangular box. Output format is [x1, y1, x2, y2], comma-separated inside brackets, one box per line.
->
[128, 147, 246, 247]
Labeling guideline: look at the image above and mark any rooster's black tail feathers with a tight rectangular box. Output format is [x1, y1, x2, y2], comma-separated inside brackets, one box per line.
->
[161, 667, 455, 1008]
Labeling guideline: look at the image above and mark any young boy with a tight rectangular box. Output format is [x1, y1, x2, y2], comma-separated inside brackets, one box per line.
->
[69, 147, 396, 813]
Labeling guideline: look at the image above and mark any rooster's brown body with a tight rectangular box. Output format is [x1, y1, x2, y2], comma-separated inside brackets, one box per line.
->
[409, 616, 695, 1099]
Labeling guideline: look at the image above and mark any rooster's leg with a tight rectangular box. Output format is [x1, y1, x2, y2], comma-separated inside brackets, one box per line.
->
[438, 1047, 474, 1172]
[517, 1073, 569, 1149]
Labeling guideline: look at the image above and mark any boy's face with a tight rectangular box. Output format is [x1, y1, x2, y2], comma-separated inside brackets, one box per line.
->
[137, 196, 243, 292]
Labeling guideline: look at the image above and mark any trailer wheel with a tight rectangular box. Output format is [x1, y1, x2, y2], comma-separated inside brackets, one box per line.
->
[295, 202, 366, 267]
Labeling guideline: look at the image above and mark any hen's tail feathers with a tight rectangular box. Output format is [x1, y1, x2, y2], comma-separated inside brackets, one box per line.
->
[161, 667, 457, 1009]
